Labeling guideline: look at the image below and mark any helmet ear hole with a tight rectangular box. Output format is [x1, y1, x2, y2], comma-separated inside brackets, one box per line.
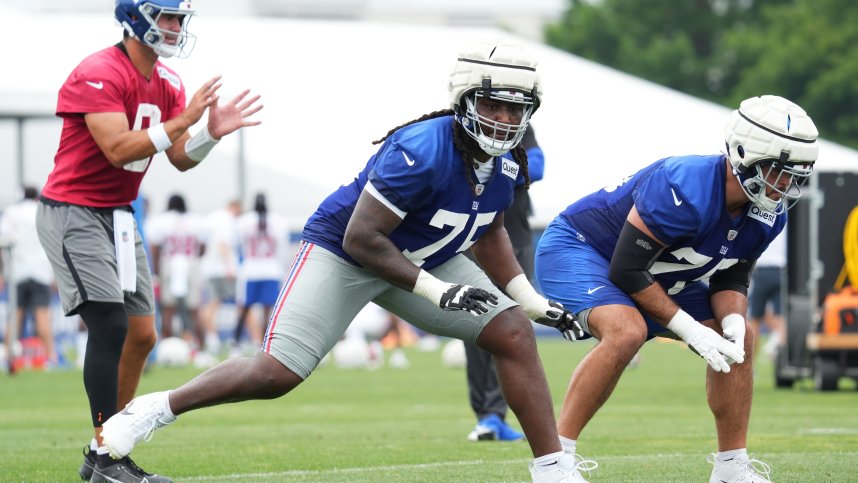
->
[737, 145, 745, 158]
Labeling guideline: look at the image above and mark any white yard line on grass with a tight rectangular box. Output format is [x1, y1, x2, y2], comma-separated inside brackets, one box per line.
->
[183, 453, 693, 481]
[184, 451, 858, 481]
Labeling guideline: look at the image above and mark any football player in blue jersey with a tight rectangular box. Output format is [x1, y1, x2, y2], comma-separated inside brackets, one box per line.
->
[534, 95, 818, 483]
[100, 40, 589, 482]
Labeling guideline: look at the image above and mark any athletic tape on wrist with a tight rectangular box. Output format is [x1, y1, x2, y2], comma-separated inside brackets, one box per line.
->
[147, 123, 172, 152]
[666, 309, 696, 340]
[505, 273, 543, 308]
[412, 269, 447, 306]
[185, 127, 220, 162]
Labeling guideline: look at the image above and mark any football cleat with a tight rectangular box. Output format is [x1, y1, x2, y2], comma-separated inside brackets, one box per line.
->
[79, 446, 96, 481]
[708, 453, 772, 483]
[101, 391, 176, 459]
[467, 414, 525, 442]
[529, 452, 598, 483]
[91, 455, 172, 483]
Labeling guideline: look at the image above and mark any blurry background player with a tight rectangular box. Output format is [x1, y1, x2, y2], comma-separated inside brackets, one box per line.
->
[33, 0, 263, 480]
[535, 95, 818, 483]
[747, 227, 787, 360]
[145, 193, 205, 345]
[199, 199, 241, 355]
[101, 40, 589, 483]
[1, 186, 58, 372]
[232, 193, 290, 353]
[463, 126, 544, 443]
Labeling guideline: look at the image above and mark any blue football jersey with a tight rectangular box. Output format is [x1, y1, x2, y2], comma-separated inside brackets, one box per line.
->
[559, 154, 785, 294]
[302, 115, 522, 269]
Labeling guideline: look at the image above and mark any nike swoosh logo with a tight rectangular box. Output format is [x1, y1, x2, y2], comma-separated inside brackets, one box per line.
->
[86, 81, 104, 90]
[670, 188, 683, 206]
[402, 152, 415, 166]
[587, 286, 606, 295]
[119, 404, 136, 416]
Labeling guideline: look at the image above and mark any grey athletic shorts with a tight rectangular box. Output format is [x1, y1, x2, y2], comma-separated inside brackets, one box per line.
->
[207, 277, 236, 302]
[36, 200, 155, 317]
[262, 242, 518, 380]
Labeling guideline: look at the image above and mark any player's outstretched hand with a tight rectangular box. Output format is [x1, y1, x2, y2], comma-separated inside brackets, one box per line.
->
[207, 86, 263, 139]
[439, 284, 499, 316]
[533, 301, 586, 341]
[182, 75, 222, 128]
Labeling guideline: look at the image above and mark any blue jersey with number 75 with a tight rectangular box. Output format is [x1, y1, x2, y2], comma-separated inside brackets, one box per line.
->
[303, 115, 521, 269]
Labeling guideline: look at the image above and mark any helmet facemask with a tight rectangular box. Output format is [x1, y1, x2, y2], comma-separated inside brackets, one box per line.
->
[459, 85, 535, 157]
[139, 3, 195, 58]
[734, 156, 814, 214]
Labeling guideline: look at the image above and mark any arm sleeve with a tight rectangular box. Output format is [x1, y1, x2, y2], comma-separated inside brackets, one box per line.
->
[709, 259, 756, 296]
[608, 220, 666, 294]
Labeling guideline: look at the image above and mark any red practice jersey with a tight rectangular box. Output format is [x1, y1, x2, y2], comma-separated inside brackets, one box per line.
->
[42, 45, 186, 207]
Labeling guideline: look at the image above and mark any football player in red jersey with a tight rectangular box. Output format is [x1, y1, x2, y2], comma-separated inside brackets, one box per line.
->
[35, 1, 262, 481]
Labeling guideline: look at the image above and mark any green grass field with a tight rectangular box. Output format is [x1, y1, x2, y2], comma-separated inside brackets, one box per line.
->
[3, 338, 857, 482]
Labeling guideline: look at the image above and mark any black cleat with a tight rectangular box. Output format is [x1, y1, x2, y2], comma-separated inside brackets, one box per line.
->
[91, 455, 172, 483]
[79, 446, 97, 481]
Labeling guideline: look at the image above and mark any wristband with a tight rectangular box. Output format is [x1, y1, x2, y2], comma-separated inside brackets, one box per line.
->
[147, 123, 172, 152]
[666, 309, 696, 340]
[412, 270, 447, 306]
[185, 127, 220, 162]
[505, 273, 543, 307]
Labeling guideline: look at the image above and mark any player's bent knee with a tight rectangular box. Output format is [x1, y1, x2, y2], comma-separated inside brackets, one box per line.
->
[478, 309, 537, 356]
[127, 319, 158, 351]
[248, 352, 304, 399]
[605, 322, 647, 352]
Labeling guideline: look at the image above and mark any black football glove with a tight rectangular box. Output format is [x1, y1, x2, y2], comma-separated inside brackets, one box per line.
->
[533, 301, 585, 341]
[439, 284, 499, 316]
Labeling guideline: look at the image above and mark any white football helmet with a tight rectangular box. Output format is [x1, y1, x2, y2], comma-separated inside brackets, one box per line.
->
[448, 40, 542, 157]
[724, 95, 818, 214]
[115, 0, 196, 58]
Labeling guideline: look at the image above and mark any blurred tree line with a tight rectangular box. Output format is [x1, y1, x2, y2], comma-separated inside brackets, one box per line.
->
[546, 0, 858, 148]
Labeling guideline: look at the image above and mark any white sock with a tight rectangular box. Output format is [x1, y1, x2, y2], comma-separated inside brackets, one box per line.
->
[90, 438, 98, 451]
[560, 436, 577, 454]
[717, 448, 747, 462]
[162, 390, 176, 418]
[96, 445, 110, 456]
[533, 450, 565, 467]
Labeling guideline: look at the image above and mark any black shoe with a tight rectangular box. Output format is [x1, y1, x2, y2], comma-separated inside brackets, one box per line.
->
[91, 455, 172, 483]
[79, 446, 96, 481]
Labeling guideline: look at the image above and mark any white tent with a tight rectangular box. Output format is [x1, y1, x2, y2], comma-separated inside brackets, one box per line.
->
[1, 9, 856, 225]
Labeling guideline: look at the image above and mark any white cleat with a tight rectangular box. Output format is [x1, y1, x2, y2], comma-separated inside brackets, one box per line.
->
[708, 453, 773, 483]
[530, 452, 598, 482]
[101, 391, 176, 459]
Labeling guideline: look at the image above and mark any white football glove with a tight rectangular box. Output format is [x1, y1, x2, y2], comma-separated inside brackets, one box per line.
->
[720, 313, 747, 365]
[505, 274, 585, 341]
[667, 310, 745, 372]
